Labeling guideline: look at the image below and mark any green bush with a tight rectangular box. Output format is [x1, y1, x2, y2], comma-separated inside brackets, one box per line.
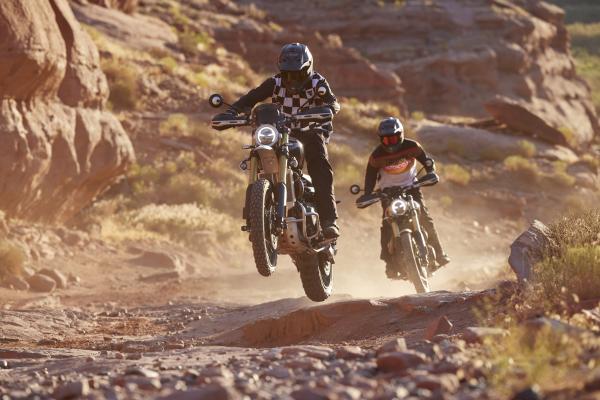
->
[101, 59, 139, 111]
[0, 241, 25, 280]
[517, 140, 536, 158]
[160, 114, 189, 136]
[442, 164, 471, 186]
[503, 155, 541, 183]
[536, 246, 600, 301]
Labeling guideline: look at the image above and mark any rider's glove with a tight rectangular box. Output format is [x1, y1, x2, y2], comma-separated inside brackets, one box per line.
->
[419, 172, 439, 185]
[356, 194, 371, 204]
[424, 157, 436, 173]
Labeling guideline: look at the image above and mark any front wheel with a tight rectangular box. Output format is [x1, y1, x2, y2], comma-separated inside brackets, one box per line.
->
[248, 179, 278, 276]
[295, 253, 333, 302]
[396, 231, 430, 294]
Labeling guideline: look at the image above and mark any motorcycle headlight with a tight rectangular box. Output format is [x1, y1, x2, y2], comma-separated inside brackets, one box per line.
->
[255, 124, 279, 146]
[389, 199, 408, 216]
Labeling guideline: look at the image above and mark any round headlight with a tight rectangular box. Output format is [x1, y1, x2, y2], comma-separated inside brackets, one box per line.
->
[255, 125, 279, 146]
[389, 199, 408, 216]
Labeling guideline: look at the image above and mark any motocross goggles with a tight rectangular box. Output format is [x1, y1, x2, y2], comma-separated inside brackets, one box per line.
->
[381, 134, 401, 146]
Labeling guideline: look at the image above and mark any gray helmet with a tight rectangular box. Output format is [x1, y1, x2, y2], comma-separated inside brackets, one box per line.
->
[278, 43, 313, 91]
[378, 117, 404, 153]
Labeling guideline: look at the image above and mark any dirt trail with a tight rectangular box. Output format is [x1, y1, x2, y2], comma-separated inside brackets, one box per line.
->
[0, 211, 516, 398]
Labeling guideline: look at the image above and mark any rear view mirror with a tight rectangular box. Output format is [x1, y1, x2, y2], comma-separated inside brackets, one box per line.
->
[350, 184, 361, 195]
[208, 94, 224, 108]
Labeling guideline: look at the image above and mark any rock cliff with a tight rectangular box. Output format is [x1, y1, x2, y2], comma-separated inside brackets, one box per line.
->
[0, 0, 134, 223]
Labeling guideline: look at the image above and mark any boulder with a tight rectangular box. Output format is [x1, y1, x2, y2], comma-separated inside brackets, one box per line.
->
[72, 2, 177, 51]
[131, 250, 183, 270]
[485, 97, 569, 146]
[53, 380, 90, 400]
[0, 0, 134, 223]
[81, 0, 137, 14]
[376, 338, 408, 356]
[241, 0, 598, 145]
[27, 273, 56, 292]
[508, 220, 553, 281]
[3, 276, 30, 291]
[38, 268, 68, 289]
[424, 316, 454, 341]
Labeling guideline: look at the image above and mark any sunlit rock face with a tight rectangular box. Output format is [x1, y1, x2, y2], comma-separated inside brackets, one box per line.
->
[0, 0, 134, 223]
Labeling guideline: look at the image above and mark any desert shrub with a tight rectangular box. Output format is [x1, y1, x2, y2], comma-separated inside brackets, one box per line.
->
[517, 140, 536, 158]
[485, 324, 585, 397]
[160, 114, 189, 136]
[178, 29, 213, 55]
[535, 246, 600, 302]
[160, 56, 178, 73]
[439, 195, 453, 209]
[101, 59, 139, 111]
[163, 173, 218, 207]
[503, 155, 541, 183]
[546, 161, 576, 188]
[410, 111, 425, 121]
[547, 208, 600, 251]
[571, 48, 600, 109]
[0, 240, 25, 280]
[441, 164, 471, 186]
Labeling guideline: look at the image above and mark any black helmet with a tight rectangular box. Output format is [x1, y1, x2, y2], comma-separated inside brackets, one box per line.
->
[378, 117, 404, 153]
[278, 43, 313, 91]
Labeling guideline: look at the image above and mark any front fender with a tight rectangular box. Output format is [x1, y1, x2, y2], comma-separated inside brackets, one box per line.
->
[255, 145, 279, 174]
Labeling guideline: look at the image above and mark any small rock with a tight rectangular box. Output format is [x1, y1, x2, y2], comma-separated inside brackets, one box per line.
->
[53, 379, 90, 399]
[424, 316, 454, 340]
[0, 360, 9, 369]
[38, 268, 68, 289]
[284, 358, 325, 371]
[336, 346, 364, 360]
[281, 345, 334, 360]
[126, 353, 142, 360]
[511, 385, 541, 400]
[264, 365, 291, 379]
[125, 366, 159, 379]
[3, 276, 29, 291]
[376, 338, 408, 355]
[132, 250, 182, 270]
[376, 350, 427, 372]
[159, 383, 240, 400]
[27, 273, 56, 292]
[414, 373, 460, 393]
[463, 327, 508, 344]
[291, 387, 332, 400]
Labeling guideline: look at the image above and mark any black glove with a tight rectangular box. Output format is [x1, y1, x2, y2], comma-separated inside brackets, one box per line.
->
[418, 172, 439, 186]
[356, 194, 372, 203]
[356, 193, 379, 209]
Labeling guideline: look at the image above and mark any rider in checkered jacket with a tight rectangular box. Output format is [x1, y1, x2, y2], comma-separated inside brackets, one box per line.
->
[222, 43, 341, 238]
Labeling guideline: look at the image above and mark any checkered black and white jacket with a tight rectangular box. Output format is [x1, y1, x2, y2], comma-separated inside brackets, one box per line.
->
[231, 71, 340, 131]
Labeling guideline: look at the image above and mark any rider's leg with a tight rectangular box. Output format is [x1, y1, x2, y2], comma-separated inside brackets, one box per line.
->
[300, 132, 339, 237]
[408, 188, 450, 266]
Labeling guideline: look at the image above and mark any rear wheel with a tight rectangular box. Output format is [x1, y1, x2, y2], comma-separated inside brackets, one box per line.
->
[249, 179, 278, 276]
[296, 253, 333, 302]
[396, 231, 430, 293]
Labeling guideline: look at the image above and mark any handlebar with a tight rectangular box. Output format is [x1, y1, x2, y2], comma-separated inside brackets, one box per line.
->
[211, 106, 333, 131]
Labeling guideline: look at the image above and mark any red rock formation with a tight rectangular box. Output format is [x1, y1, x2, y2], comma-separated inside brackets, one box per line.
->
[0, 0, 134, 223]
[83, 0, 137, 14]
[235, 0, 598, 146]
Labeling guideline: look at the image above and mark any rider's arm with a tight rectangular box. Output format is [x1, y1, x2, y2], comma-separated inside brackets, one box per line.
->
[230, 77, 276, 114]
[364, 155, 379, 194]
[317, 76, 341, 115]
[414, 142, 436, 173]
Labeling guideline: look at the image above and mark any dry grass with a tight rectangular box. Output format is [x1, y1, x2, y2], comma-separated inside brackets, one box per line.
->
[101, 58, 140, 111]
[503, 155, 541, 183]
[440, 163, 471, 186]
[160, 114, 190, 136]
[0, 240, 25, 280]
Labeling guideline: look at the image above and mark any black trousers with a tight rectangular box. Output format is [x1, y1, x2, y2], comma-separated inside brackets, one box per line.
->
[380, 188, 444, 261]
[292, 131, 338, 223]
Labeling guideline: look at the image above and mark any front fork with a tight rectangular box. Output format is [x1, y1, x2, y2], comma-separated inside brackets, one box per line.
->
[390, 199, 428, 265]
[245, 132, 289, 233]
